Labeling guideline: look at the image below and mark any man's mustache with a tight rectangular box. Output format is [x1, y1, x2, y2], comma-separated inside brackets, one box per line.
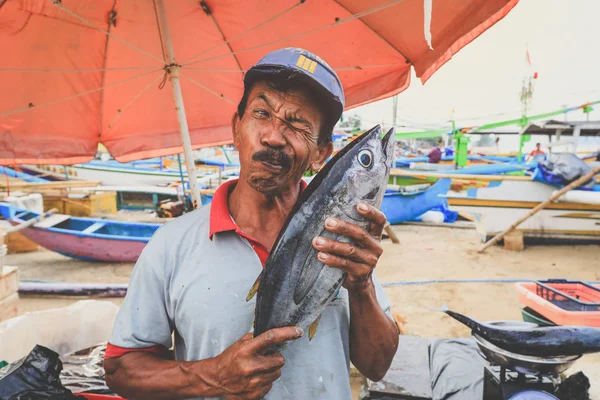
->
[252, 149, 292, 169]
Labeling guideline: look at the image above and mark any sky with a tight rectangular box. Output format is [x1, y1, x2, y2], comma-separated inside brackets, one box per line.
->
[347, 0, 600, 152]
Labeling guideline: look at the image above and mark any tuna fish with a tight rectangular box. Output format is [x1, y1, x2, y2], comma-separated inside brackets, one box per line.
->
[247, 124, 394, 350]
[443, 307, 600, 357]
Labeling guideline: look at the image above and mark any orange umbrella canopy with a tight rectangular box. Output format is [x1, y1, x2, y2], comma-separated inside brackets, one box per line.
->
[0, 0, 517, 164]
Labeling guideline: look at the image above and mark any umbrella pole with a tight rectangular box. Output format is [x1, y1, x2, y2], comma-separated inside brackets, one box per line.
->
[155, 0, 201, 209]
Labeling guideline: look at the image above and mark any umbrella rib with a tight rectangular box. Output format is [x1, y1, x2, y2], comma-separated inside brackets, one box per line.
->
[184, 0, 407, 67]
[181, 2, 302, 66]
[204, 10, 244, 80]
[99, 0, 118, 144]
[104, 75, 164, 133]
[179, 72, 236, 105]
[50, 0, 165, 65]
[331, 0, 410, 64]
[0, 69, 163, 119]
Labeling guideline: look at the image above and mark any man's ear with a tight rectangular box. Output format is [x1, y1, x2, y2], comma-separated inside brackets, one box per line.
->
[310, 142, 334, 172]
[231, 112, 241, 148]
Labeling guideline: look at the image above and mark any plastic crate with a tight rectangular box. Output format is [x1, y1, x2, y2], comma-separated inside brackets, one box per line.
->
[521, 307, 555, 327]
[534, 279, 600, 312]
[516, 281, 600, 327]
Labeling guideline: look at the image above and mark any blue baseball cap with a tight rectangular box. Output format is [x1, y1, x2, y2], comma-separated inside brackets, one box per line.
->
[244, 48, 345, 133]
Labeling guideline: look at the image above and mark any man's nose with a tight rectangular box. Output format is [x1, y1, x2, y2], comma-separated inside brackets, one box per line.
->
[260, 123, 287, 148]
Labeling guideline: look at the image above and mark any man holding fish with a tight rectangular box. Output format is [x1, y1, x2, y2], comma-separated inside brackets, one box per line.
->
[104, 48, 399, 399]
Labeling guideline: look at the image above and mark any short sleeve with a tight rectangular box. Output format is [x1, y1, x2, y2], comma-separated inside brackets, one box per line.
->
[110, 229, 173, 350]
[372, 272, 392, 317]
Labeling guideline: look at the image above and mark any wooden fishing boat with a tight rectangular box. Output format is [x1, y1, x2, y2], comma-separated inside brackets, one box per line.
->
[445, 179, 600, 242]
[0, 203, 159, 262]
[21, 160, 233, 187]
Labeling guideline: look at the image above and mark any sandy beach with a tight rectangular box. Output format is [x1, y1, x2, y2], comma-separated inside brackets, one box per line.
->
[6, 224, 600, 398]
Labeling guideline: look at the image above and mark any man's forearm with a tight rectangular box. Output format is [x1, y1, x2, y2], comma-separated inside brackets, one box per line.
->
[104, 352, 221, 400]
[348, 281, 399, 382]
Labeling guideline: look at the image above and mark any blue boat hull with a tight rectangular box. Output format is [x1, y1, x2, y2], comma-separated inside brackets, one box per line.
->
[0, 203, 160, 262]
[380, 178, 452, 224]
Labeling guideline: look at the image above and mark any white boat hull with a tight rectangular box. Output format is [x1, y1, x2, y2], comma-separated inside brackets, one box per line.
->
[22, 164, 228, 186]
[446, 180, 600, 242]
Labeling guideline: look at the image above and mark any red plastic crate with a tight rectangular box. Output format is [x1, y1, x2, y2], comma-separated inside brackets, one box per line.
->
[516, 281, 600, 327]
[535, 279, 600, 311]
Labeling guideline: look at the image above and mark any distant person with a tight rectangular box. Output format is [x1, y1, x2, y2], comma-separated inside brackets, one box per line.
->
[428, 140, 443, 163]
[527, 142, 545, 162]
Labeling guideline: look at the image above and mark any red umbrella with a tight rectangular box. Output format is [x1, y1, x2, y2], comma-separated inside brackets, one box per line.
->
[0, 0, 518, 206]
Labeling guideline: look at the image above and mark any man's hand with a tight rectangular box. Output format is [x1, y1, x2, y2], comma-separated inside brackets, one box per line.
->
[312, 202, 386, 292]
[203, 326, 303, 400]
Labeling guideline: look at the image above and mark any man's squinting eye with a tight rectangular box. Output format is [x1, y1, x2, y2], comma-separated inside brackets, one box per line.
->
[254, 109, 270, 118]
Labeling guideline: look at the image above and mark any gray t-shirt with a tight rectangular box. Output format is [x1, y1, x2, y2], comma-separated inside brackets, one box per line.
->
[110, 204, 392, 399]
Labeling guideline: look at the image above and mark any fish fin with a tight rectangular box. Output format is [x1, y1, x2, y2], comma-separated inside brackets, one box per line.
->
[308, 314, 322, 341]
[246, 271, 262, 302]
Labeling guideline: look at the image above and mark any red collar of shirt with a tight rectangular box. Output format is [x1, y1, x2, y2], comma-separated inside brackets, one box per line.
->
[209, 178, 308, 266]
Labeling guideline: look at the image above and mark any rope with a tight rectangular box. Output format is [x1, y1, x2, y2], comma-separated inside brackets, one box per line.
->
[158, 68, 169, 89]
[0, 69, 162, 118]
[50, 0, 164, 64]
[185, 0, 407, 67]
[179, 72, 236, 104]
[105, 74, 163, 131]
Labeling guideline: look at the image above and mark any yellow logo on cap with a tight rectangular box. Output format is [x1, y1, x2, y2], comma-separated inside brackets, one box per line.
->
[296, 55, 317, 73]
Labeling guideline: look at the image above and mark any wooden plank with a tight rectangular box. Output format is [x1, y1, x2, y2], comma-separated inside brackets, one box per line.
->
[0, 266, 19, 301]
[383, 222, 400, 244]
[0, 292, 19, 322]
[5, 231, 38, 253]
[82, 222, 106, 234]
[33, 213, 70, 229]
[0, 180, 102, 190]
[6, 208, 59, 234]
[448, 198, 600, 211]
[390, 168, 532, 182]
[503, 230, 524, 251]
[458, 211, 476, 222]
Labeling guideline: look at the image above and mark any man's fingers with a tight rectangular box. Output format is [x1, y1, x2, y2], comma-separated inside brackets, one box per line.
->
[312, 237, 378, 266]
[251, 353, 286, 374]
[356, 203, 387, 238]
[249, 369, 282, 386]
[245, 383, 274, 400]
[317, 252, 373, 277]
[323, 217, 383, 255]
[240, 333, 253, 342]
[247, 326, 304, 354]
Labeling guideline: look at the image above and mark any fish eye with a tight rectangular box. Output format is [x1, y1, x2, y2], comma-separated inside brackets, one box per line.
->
[357, 150, 373, 168]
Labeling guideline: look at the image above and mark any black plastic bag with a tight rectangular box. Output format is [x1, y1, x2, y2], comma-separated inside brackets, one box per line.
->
[0, 345, 83, 400]
[538, 153, 594, 189]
